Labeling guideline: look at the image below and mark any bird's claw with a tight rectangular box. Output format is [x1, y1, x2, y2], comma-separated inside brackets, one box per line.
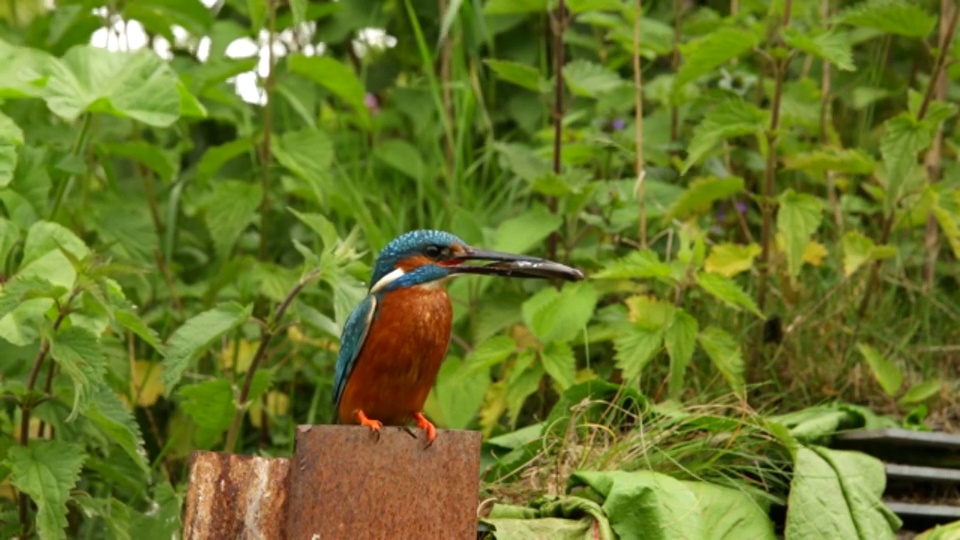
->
[356, 410, 383, 442]
[401, 426, 418, 439]
[413, 412, 437, 447]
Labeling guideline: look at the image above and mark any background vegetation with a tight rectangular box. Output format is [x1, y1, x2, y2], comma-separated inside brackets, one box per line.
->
[0, 0, 957, 538]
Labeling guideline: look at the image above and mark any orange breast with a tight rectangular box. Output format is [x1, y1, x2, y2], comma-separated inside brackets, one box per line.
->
[337, 285, 453, 425]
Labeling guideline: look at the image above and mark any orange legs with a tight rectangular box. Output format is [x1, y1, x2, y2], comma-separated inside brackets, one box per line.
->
[356, 410, 383, 439]
[413, 412, 437, 443]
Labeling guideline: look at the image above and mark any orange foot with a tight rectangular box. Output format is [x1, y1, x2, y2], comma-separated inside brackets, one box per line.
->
[356, 410, 383, 440]
[413, 412, 437, 443]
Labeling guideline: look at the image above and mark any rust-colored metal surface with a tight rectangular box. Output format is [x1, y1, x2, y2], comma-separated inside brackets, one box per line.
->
[286, 425, 482, 540]
[183, 450, 291, 540]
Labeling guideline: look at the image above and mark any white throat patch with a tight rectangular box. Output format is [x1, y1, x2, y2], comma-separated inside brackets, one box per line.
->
[370, 267, 405, 294]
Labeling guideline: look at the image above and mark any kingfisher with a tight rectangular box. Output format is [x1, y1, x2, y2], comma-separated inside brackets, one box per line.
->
[332, 229, 583, 442]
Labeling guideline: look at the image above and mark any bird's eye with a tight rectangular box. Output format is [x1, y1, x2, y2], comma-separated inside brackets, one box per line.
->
[423, 244, 443, 258]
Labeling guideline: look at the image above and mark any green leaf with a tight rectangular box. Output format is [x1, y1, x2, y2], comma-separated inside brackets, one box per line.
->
[484, 59, 546, 92]
[44, 46, 181, 126]
[881, 113, 933, 211]
[114, 308, 163, 352]
[197, 137, 254, 181]
[493, 142, 552, 183]
[594, 249, 673, 280]
[684, 101, 766, 172]
[505, 350, 544, 426]
[287, 55, 370, 129]
[161, 302, 253, 393]
[665, 309, 697, 399]
[783, 29, 855, 71]
[86, 386, 149, 474]
[0, 40, 56, 99]
[7, 440, 86, 540]
[123, 0, 214, 38]
[205, 180, 263, 259]
[289, 0, 307, 25]
[0, 111, 24, 187]
[698, 326, 745, 395]
[541, 341, 576, 391]
[777, 190, 823, 281]
[676, 27, 760, 87]
[373, 139, 425, 181]
[563, 60, 624, 97]
[665, 176, 745, 220]
[98, 141, 178, 183]
[484, 0, 547, 14]
[522, 281, 598, 343]
[785, 446, 901, 539]
[705, 243, 760, 277]
[856, 343, 902, 397]
[614, 325, 663, 382]
[430, 357, 489, 430]
[695, 272, 763, 318]
[785, 148, 876, 175]
[493, 206, 563, 254]
[841, 230, 896, 276]
[273, 127, 334, 182]
[179, 379, 235, 436]
[49, 326, 107, 419]
[0, 218, 20, 270]
[465, 335, 517, 374]
[835, 0, 936, 39]
[898, 379, 941, 406]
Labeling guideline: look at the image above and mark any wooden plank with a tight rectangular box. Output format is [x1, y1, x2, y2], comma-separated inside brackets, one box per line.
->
[286, 425, 482, 540]
[183, 451, 291, 540]
[885, 463, 960, 484]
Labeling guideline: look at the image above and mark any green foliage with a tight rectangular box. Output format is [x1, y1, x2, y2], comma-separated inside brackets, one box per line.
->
[0, 0, 956, 537]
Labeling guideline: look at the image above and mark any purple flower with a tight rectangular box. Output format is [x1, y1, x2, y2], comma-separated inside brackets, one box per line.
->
[364, 92, 380, 114]
[611, 118, 626, 131]
[734, 200, 748, 214]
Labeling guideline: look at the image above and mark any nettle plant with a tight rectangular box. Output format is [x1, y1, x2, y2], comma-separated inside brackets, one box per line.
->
[467, 0, 958, 418]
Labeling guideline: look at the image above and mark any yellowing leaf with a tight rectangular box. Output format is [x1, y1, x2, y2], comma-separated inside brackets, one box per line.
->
[705, 243, 760, 277]
[249, 391, 291, 428]
[219, 339, 258, 373]
[131, 360, 164, 407]
[624, 295, 674, 328]
[803, 241, 828, 266]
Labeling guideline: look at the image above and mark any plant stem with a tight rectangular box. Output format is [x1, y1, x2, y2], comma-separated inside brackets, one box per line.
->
[48, 113, 92, 220]
[223, 269, 321, 453]
[258, 0, 277, 264]
[548, 0, 567, 261]
[633, 0, 647, 248]
[669, 0, 682, 142]
[18, 288, 80, 536]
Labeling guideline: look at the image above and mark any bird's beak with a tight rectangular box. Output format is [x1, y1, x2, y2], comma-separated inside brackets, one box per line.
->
[444, 247, 585, 282]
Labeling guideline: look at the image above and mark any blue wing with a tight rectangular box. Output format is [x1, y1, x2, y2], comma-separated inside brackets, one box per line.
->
[332, 294, 378, 409]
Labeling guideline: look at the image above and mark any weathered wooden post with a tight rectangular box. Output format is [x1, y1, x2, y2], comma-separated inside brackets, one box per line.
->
[183, 425, 482, 539]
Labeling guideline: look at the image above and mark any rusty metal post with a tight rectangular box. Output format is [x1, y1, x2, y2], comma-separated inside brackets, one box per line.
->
[183, 451, 291, 540]
[286, 425, 482, 540]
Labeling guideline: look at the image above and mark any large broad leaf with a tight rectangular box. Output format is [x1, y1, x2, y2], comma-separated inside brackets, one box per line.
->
[683, 481, 776, 539]
[614, 325, 664, 382]
[676, 26, 760, 87]
[834, 0, 936, 39]
[7, 440, 86, 540]
[540, 341, 576, 391]
[492, 206, 563, 254]
[204, 180, 263, 259]
[287, 55, 370, 129]
[594, 249, 673, 281]
[0, 111, 24, 187]
[123, 0, 214, 38]
[841, 230, 897, 276]
[785, 147, 876, 175]
[484, 59, 546, 92]
[856, 343, 902, 397]
[665, 176, 745, 220]
[429, 357, 489, 430]
[683, 101, 766, 172]
[521, 281, 598, 344]
[373, 139, 425, 181]
[179, 379, 235, 436]
[49, 325, 107, 419]
[785, 446, 901, 539]
[98, 141, 179, 183]
[698, 326, 745, 395]
[695, 272, 763, 318]
[705, 243, 760, 277]
[505, 350, 544, 426]
[86, 386, 150, 475]
[880, 113, 934, 211]
[273, 127, 335, 182]
[571, 471, 703, 540]
[44, 46, 181, 126]
[161, 302, 252, 393]
[665, 309, 697, 399]
[776, 190, 823, 281]
[783, 29, 855, 71]
[0, 40, 56, 98]
[563, 60, 624, 97]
